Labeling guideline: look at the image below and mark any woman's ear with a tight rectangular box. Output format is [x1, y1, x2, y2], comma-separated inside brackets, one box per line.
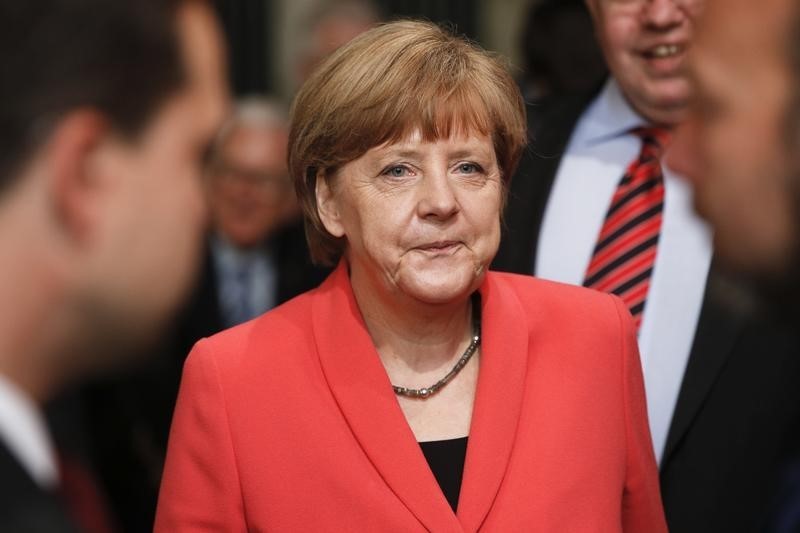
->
[315, 171, 345, 238]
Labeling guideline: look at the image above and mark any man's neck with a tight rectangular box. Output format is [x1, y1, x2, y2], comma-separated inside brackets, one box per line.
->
[0, 248, 73, 404]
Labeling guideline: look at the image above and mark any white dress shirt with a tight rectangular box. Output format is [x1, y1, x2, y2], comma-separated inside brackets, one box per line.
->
[0, 373, 58, 488]
[536, 79, 713, 463]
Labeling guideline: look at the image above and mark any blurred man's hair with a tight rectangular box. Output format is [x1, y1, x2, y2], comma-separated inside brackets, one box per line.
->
[0, 0, 190, 192]
[303, 0, 381, 33]
[294, 0, 381, 87]
[213, 97, 288, 155]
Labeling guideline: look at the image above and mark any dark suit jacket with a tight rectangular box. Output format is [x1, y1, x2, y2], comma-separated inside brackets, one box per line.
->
[0, 440, 77, 532]
[493, 90, 800, 533]
[84, 220, 329, 533]
[172, 220, 330, 362]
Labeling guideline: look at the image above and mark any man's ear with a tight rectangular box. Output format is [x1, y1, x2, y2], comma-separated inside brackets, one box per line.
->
[47, 110, 110, 244]
[315, 171, 345, 238]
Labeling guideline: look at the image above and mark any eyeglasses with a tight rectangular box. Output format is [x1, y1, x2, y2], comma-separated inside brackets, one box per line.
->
[209, 162, 292, 201]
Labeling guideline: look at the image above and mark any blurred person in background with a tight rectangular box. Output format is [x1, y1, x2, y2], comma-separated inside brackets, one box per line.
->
[667, 0, 800, 528]
[494, 0, 800, 531]
[519, 0, 607, 102]
[294, 0, 381, 88]
[180, 96, 328, 341]
[156, 20, 666, 532]
[0, 0, 228, 531]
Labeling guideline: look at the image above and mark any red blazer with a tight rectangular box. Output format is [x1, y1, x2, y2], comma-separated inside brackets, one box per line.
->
[156, 262, 666, 532]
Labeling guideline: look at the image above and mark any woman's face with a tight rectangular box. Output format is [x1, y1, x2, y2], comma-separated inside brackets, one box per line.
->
[316, 130, 503, 306]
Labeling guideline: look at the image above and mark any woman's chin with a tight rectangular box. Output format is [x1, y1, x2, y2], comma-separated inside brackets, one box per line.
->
[395, 263, 485, 305]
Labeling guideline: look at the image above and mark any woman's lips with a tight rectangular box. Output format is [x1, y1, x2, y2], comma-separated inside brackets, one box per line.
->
[414, 241, 462, 254]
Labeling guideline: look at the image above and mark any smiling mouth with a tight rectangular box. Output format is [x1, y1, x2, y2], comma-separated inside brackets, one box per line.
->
[643, 44, 684, 59]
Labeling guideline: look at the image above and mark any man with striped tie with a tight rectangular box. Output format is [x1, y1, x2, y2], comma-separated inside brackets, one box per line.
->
[494, 0, 800, 531]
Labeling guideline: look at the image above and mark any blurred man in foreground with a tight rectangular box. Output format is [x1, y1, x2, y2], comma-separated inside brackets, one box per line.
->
[668, 0, 800, 311]
[668, 3, 800, 528]
[0, 0, 228, 530]
[84, 98, 327, 532]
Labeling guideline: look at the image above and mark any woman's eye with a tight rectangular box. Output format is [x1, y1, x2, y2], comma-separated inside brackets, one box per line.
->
[383, 165, 410, 178]
[457, 163, 481, 174]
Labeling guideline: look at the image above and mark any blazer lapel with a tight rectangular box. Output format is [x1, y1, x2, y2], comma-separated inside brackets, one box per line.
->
[457, 274, 529, 532]
[312, 263, 462, 533]
[661, 265, 747, 465]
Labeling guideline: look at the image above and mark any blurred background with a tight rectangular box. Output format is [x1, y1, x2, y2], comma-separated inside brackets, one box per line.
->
[213, 0, 606, 102]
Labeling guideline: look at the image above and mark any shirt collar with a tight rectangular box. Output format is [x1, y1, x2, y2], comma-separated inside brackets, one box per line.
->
[0, 374, 58, 488]
[578, 78, 650, 146]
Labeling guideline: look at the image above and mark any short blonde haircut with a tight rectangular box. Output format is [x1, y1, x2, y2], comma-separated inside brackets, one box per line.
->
[289, 20, 527, 266]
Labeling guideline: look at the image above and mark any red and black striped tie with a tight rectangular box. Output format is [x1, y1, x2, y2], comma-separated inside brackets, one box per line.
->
[583, 127, 670, 331]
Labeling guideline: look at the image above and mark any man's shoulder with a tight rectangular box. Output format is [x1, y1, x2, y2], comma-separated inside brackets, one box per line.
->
[0, 440, 78, 532]
[525, 86, 602, 144]
[513, 86, 601, 185]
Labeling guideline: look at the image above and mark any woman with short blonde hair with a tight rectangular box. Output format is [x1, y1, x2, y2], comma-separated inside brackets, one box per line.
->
[156, 20, 666, 532]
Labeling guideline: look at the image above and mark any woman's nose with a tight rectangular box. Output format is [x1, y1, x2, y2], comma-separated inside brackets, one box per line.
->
[417, 168, 459, 220]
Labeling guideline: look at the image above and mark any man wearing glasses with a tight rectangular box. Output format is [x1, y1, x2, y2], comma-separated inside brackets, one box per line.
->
[86, 98, 329, 529]
[201, 98, 323, 330]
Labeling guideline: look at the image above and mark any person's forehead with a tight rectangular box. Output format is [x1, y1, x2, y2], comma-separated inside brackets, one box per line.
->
[686, 0, 794, 123]
[695, 0, 791, 73]
[369, 129, 494, 153]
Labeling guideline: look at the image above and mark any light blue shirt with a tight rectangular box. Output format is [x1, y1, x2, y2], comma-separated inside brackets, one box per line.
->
[536, 79, 714, 464]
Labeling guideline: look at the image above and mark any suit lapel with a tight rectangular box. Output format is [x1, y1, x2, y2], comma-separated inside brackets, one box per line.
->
[312, 263, 462, 533]
[0, 440, 78, 532]
[661, 265, 747, 465]
[457, 274, 529, 532]
[179, 245, 226, 340]
[494, 91, 598, 275]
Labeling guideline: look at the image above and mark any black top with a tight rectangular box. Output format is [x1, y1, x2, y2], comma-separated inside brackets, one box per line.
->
[418, 436, 468, 512]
